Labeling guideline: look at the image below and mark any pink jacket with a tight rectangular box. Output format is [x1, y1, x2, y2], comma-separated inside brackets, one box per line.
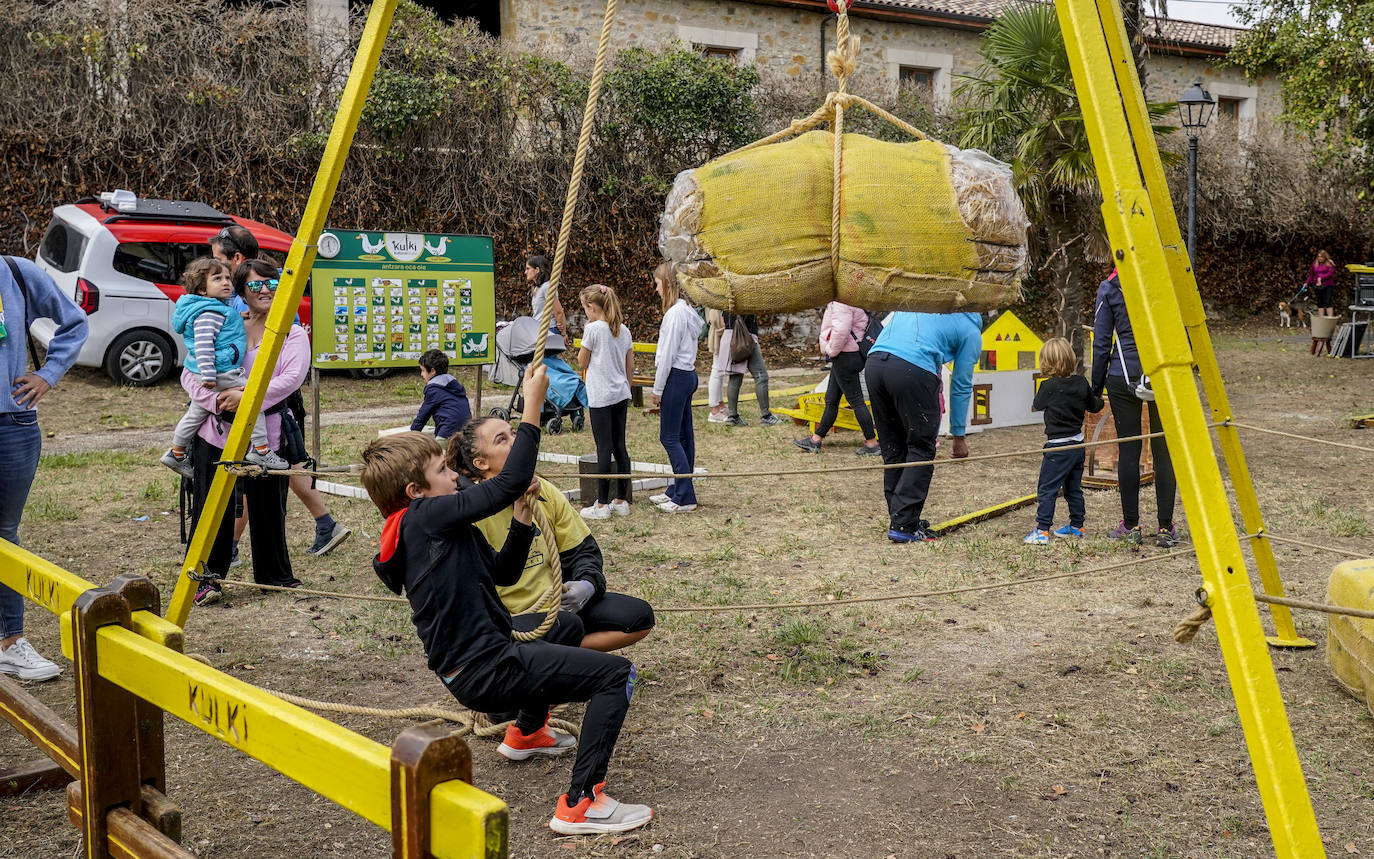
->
[183, 325, 309, 448]
[818, 302, 867, 358]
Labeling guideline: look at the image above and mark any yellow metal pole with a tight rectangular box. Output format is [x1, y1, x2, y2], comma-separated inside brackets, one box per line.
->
[1075, 0, 1310, 650]
[1055, 0, 1324, 855]
[168, 0, 401, 625]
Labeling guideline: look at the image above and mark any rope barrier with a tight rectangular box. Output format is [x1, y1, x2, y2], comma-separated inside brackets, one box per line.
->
[1252, 532, 1369, 560]
[220, 545, 1199, 612]
[1223, 420, 1374, 455]
[249, 426, 1189, 482]
[1256, 593, 1374, 623]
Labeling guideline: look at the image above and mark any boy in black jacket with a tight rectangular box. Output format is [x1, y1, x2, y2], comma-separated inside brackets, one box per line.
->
[1025, 338, 1104, 545]
[361, 365, 653, 835]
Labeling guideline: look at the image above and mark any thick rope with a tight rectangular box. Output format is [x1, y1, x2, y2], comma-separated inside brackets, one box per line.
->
[511, 479, 563, 643]
[554, 426, 1191, 481]
[266, 687, 580, 738]
[653, 546, 1197, 612]
[1257, 592, 1374, 622]
[1253, 532, 1368, 560]
[1173, 606, 1212, 644]
[534, 0, 619, 369]
[256, 426, 1188, 482]
[224, 545, 1197, 612]
[1225, 420, 1374, 455]
[827, 5, 856, 283]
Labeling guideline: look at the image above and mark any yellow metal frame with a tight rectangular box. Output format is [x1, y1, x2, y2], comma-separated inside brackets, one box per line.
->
[1057, 0, 1323, 853]
[167, 0, 401, 624]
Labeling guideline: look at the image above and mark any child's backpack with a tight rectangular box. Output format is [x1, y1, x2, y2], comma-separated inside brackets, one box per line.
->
[855, 313, 884, 360]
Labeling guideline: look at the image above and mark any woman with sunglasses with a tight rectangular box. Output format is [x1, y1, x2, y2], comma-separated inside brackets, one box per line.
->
[183, 258, 310, 606]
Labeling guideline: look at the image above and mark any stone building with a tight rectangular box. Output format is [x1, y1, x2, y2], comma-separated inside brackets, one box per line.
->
[484, 0, 1274, 136]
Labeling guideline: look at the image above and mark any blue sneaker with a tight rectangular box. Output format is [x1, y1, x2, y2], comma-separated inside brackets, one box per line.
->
[1052, 524, 1086, 539]
[1024, 529, 1051, 545]
[888, 528, 936, 544]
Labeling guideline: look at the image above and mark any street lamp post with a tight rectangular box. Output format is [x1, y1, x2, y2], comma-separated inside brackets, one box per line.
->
[1178, 77, 1216, 267]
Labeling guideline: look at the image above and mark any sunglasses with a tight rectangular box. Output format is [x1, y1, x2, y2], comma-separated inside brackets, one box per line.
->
[245, 279, 279, 293]
[213, 226, 240, 252]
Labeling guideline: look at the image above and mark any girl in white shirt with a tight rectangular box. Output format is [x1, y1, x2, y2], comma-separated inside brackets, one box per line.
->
[649, 262, 703, 512]
[577, 284, 635, 519]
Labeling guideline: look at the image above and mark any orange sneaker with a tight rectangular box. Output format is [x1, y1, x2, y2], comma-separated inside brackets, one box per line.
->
[496, 723, 576, 761]
[549, 784, 653, 835]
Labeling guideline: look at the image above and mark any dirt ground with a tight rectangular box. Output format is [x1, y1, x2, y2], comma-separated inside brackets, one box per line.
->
[2, 323, 1373, 858]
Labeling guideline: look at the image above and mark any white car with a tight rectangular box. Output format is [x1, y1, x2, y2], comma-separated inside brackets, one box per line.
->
[30, 192, 301, 385]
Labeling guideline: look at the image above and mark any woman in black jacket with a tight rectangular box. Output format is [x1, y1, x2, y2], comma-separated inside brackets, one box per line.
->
[1090, 271, 1179, 547]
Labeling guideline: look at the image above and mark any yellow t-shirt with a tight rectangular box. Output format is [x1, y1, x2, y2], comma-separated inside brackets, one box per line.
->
[473, 480, 592, 615]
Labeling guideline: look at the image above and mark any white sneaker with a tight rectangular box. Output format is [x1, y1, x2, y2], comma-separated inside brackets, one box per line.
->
[707, 411, 728, 424]
[648, 493, 670, 505]
[246, 448, 289, 470]
[657, 500, 697, 514]
[580, 502, 612, 520]
[0, 637, 61, 681]
[608, 500, 631, 516]
[550, 788, 654, 835]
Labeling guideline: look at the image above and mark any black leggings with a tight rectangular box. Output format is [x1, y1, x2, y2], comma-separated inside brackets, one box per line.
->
[514, 592, 655, 640]
[448, 637, 634, 803]
[1106, 375, 1177, 530]
[817, 350, 875, 440]
[588, 399, 630, 505]
[190, 436, 296, 587]
[865, 352, 941, 531]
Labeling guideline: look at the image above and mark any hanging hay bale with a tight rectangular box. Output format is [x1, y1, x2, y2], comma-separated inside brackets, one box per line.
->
[659, 130, 1029, 314]
[1325, 558, 1374, 715]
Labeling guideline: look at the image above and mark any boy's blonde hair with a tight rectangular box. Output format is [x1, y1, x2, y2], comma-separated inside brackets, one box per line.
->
[580, 283, 625, 337]
[1039, 337, 1076, 378]
[361, 432, 443, 516]
[180, 257, 231, 296]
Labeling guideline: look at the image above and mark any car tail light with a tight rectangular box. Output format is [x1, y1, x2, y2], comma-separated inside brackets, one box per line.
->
[75, 278, 99, 314]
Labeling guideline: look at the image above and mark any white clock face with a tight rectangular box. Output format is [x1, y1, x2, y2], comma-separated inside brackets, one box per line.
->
[318, 232, 341, 259]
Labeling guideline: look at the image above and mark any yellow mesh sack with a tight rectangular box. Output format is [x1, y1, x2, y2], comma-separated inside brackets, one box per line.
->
[1326, 559, 1374, 714]
[659, 130, 1028, 314]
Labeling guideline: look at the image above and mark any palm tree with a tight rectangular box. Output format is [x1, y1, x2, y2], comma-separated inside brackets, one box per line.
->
[957, 2, 1175, 362]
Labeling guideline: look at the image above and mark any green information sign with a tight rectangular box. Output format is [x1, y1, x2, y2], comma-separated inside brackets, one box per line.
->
[309, 230, 495, 369]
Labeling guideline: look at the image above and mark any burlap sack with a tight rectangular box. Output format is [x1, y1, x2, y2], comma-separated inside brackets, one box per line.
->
[659, 130, 1028, 314]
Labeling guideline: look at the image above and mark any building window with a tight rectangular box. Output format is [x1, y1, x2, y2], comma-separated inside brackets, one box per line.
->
[886, 50, 953, 113]
[979, 349, 997, 371]
[694, 44, 741, 63]
[898, 66, 936, 110]
[677, 26, 757, 64]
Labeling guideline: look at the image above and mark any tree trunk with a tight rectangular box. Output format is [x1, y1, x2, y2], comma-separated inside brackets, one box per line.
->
[1119, 0, 1152, 95]
[1040, 212, 1088, 371]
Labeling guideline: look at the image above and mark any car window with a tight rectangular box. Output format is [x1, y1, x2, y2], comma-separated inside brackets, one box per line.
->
[113, 242, 188, 284]
[38, 219, 88, 273]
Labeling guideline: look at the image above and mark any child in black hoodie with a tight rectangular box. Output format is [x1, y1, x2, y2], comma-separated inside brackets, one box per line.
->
[361, 364, 653, 835]
[1025, 337, 1104, 545]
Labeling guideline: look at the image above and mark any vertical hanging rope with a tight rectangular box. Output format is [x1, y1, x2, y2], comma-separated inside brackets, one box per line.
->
[534, 0, 620, 369]
[826, 4, 859, 282]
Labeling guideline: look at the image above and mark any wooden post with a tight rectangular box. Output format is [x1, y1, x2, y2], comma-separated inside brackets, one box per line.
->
[72, 588, 144, 859]
[0, 759, 71, 795]
[473, 363, 483, 418]
[110, 575, 170, 795]
[67, 783, 195, 859]
[390, 722, 474, 859]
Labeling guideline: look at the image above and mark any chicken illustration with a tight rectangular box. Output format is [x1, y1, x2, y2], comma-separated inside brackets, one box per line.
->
[423, 237, 450, 256]
[357, 234, 386, 255]
[462, 333, 489, 356]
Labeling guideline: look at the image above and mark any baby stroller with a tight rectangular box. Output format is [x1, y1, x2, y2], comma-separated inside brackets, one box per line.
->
[489, 316, 588, 434]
